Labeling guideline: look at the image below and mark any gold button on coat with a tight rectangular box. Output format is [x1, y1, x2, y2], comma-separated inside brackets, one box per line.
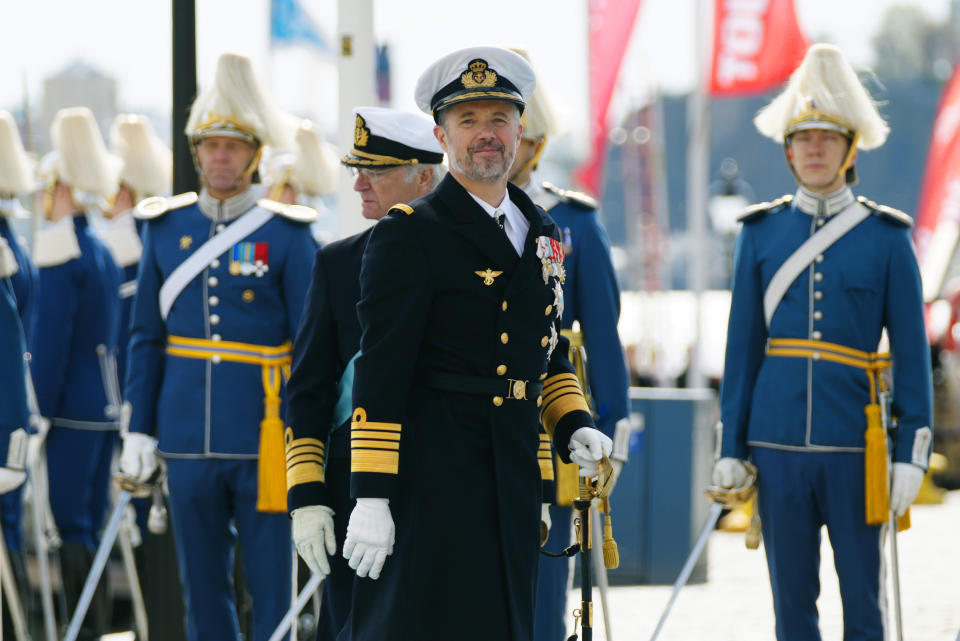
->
[493, 396, 504, 406]
[545, 305, 552, 315]
[500, 333, 509, 344]
[496, 365, 507, 375]
[501, 301, 508, 311]
[540, 336, 549, 347]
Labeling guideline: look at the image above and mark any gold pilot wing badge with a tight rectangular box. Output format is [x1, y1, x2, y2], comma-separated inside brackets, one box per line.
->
[354, 115, 370, 147]
[475, 269, 503, 286]
[461, 59, 498, 89]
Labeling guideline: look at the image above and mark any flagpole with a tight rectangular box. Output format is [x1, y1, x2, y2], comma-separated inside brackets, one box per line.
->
[336, 0, 376, 238]
[685, 0, 710, 389]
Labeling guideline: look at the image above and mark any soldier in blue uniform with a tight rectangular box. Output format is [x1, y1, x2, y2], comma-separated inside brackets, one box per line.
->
[0, 110, 38, 557]
[285, 106, 444, 641]
[336, 46, 612, 641]
[505, 48, 632, 641]
[0, 109, 33, 638]
[120, 53, 317, 641]
[31, 106, 124, 641]
[713, 44, 932, 641]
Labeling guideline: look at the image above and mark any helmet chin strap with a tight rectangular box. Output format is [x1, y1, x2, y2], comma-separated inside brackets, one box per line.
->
[511, 136, 547, 183]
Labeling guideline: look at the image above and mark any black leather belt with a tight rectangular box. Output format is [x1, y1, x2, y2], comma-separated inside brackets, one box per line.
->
[425, 371, 543, 401]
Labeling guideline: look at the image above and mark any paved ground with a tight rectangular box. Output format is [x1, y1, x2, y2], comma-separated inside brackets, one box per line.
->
[569, 491, 960, 641]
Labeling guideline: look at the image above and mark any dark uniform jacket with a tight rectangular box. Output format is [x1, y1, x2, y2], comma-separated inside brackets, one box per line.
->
[285, 227, 373, 641]
[342, 174, 595, 641]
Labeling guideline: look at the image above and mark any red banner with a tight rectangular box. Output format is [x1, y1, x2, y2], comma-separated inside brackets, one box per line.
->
[915, 65, 960, 259]
[709, 0, 808, 96]
[574, 0, 644, 196]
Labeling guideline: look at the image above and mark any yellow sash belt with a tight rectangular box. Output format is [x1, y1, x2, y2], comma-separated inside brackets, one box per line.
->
[167, 335, 292, 512]
[766, 338, 907, 528]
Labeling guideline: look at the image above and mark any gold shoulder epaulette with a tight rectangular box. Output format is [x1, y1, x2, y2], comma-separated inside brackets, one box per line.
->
[857, 196, 913, 227]
[389, 203, 414, 216]
[134, 192, 198, 220]
[257, 198, 318, 223]
[542, 182, 598, 210]
[737, 194, 793, 222]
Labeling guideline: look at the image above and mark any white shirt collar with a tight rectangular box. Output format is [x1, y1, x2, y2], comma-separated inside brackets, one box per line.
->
[466, 188, 529, 255]
[793, 185, 855, 217]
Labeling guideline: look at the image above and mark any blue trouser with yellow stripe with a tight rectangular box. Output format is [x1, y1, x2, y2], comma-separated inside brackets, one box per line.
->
[166, 458, 292, 641]
[753, 447, 886, 641]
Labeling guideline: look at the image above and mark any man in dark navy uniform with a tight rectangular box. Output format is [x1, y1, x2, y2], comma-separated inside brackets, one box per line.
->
[715, 44, 932, 640]
[505, 48, 632, 641]
[32, 107, 124, 641]
[337, 46, 612, 641]
[120, 53, 317, 641]
[285, 106, 444, 641]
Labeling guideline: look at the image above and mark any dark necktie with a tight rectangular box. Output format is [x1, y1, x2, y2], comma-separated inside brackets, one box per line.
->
[495, 210, 506, 231]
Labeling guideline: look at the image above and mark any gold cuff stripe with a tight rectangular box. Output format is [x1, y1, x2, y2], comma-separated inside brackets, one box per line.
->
[352, 430, 401, 441]
[286, 441, 325, 454]
[287, 462, 324, 488]
[539, 459, 556, 480]
[542, 382, 582, 405]
[540, 391, 591, 435]
[543, 373, 579, 389]
[352, 440, 400, 451]
[352, 450, 399, 475]
[351, 420, 402, 432]
[287, 454, 323, 470]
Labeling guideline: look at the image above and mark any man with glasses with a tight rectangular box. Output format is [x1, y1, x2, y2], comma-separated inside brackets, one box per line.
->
[284, 106, 444, 641]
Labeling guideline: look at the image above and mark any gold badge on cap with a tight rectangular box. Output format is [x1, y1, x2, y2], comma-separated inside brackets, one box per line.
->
[354, 115, 370, 148]
[461, 59, 497, 89]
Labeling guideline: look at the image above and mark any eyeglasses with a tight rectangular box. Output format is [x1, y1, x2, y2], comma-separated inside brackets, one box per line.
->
[348, 166, 403, 180]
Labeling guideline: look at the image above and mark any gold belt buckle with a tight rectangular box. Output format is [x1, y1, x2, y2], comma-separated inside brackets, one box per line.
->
[507, 378, 528, 400]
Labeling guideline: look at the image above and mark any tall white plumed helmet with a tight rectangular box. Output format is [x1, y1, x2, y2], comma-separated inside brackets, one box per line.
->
[262, 121, 338, 201]
[185, 52, 294, 180]
[0, 110, 35, 199]
[505, 46, 559, 142]
[43, 106, 118, 209]
[754, 43, 889, 184]
[290, 121, 338, 197]
[110, 114, 172, 200]
[505, 46, 558, 177]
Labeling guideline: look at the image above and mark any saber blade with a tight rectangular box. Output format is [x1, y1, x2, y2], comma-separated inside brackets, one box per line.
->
[649, 502, 724, 641]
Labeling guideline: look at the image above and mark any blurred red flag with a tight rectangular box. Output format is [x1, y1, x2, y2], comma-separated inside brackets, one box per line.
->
[573, 0, 644, 196]
[914, 65, 960, 259]
[709, 0, 808, 96]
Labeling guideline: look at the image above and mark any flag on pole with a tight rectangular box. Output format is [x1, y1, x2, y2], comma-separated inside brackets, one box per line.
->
[574, 0, 645, 196]
[915, 64, 960, 249]
[271, 0, 330, 52]
[709, 0, 807, 96]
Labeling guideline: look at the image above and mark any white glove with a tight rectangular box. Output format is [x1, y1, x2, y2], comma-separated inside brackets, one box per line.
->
[890, 462, 924, 517]
[569, 427, 613, 477]
[120, 432, 158, 483]
[0, 469, 26, 494]
[343, 498, 394, 580]
[541, 502, 552, 533]
[712, 457, 750, 489]
[292, 505, 337, 578]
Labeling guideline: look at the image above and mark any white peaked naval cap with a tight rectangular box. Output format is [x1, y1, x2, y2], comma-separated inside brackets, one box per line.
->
[342, 106, 444, 167]
[415, 46, 536, 119]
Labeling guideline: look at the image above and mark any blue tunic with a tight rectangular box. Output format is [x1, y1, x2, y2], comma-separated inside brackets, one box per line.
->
[124, 192, 316, 641]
